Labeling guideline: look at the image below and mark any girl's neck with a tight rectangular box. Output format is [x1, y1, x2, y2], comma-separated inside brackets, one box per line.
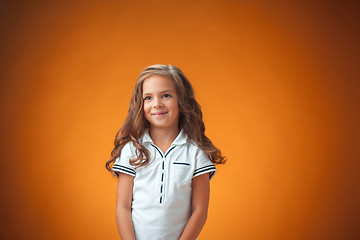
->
[149, 127, 180, 150]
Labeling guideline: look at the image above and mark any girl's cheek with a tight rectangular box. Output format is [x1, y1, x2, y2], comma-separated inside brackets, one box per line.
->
[143, 103, 150, 112]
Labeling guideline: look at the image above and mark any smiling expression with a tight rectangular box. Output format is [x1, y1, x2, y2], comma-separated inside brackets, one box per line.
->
[142, 75, 180, 131]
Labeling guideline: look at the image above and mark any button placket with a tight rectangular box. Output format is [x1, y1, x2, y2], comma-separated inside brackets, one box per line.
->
[151, 144, 176, 204]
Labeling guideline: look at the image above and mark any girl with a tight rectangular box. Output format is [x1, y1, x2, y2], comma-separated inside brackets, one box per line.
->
[106, 64, 226, 240]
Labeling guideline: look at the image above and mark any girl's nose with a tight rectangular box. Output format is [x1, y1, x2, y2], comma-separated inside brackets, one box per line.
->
[153, 97, 163, 108]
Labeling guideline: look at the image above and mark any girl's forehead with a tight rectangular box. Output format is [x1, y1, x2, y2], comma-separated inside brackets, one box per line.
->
[142, 75, 176, 93]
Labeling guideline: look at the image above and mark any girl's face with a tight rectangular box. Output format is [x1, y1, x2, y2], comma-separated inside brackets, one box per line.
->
[142, 75, 180, 132]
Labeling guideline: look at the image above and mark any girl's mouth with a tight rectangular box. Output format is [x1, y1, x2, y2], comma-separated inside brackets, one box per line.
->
[152, 112, 168, 116]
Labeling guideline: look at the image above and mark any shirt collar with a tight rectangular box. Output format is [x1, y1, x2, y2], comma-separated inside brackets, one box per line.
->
[141, 128, 188, 146]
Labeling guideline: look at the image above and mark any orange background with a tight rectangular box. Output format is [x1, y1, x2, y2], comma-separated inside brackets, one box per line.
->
[0, 0, 359, 239]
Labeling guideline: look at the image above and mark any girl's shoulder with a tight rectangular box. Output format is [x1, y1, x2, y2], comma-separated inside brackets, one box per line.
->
[186, 137, 196, 147]
[187, 138, 201, 150]
[120, 141, 136, 154]
[121, 140, 146, 154]
[184, 139, 207, 157]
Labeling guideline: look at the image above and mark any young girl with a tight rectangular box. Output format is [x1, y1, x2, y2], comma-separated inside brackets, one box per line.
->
[106, 64, 226, 240]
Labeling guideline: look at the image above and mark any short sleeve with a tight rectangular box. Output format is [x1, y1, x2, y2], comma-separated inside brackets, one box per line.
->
[111, 142, 136, 178]
[193, 148, 216, 180]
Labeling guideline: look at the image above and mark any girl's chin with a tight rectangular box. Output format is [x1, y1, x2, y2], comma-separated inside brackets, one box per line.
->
[149, 122, 179, 130]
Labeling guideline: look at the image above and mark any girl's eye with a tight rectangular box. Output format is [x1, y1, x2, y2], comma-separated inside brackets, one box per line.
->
[163, 94, 171, 98]
[144, 96, 151, 101]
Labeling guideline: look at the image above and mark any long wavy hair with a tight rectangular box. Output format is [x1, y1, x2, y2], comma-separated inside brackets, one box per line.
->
[105, 64, 226, 174]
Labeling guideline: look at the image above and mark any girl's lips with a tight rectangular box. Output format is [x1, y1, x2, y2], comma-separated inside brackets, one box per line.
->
[152, 112, 168, 116]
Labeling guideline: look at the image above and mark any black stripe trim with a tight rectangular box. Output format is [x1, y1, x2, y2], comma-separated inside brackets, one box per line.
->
[160, 185, 163, 193]
[151, 144, 163, 158]
[193, 167, 216, 176]
[173, 162, 190, 166]
[165, 146, 176, 157]
[194, 165, 215, 173]
[160, 196, 162, 203]
[194, 165, 216, 173]
[113, 164, 136, 174]
[112, 168, 136, 176]
[112, 166, 135, 174]
[161, 173, 164, 181]
[112, 166, 136, 176]
[162, 161, 164, 170]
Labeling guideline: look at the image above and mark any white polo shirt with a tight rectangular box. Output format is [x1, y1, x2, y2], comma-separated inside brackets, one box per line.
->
[112, 128, 216, 240]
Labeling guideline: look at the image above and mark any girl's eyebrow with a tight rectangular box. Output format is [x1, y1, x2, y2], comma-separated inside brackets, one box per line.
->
[143, 89, 174, 95]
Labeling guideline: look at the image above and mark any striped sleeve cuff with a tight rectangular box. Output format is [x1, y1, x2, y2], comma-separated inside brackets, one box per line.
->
[112, 164, 136, 177]
[193, 164, 216, 179]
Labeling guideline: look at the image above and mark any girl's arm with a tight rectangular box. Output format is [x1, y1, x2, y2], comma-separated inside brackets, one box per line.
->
[179, 173, 210, 240]
[115, 173, 136, 240]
